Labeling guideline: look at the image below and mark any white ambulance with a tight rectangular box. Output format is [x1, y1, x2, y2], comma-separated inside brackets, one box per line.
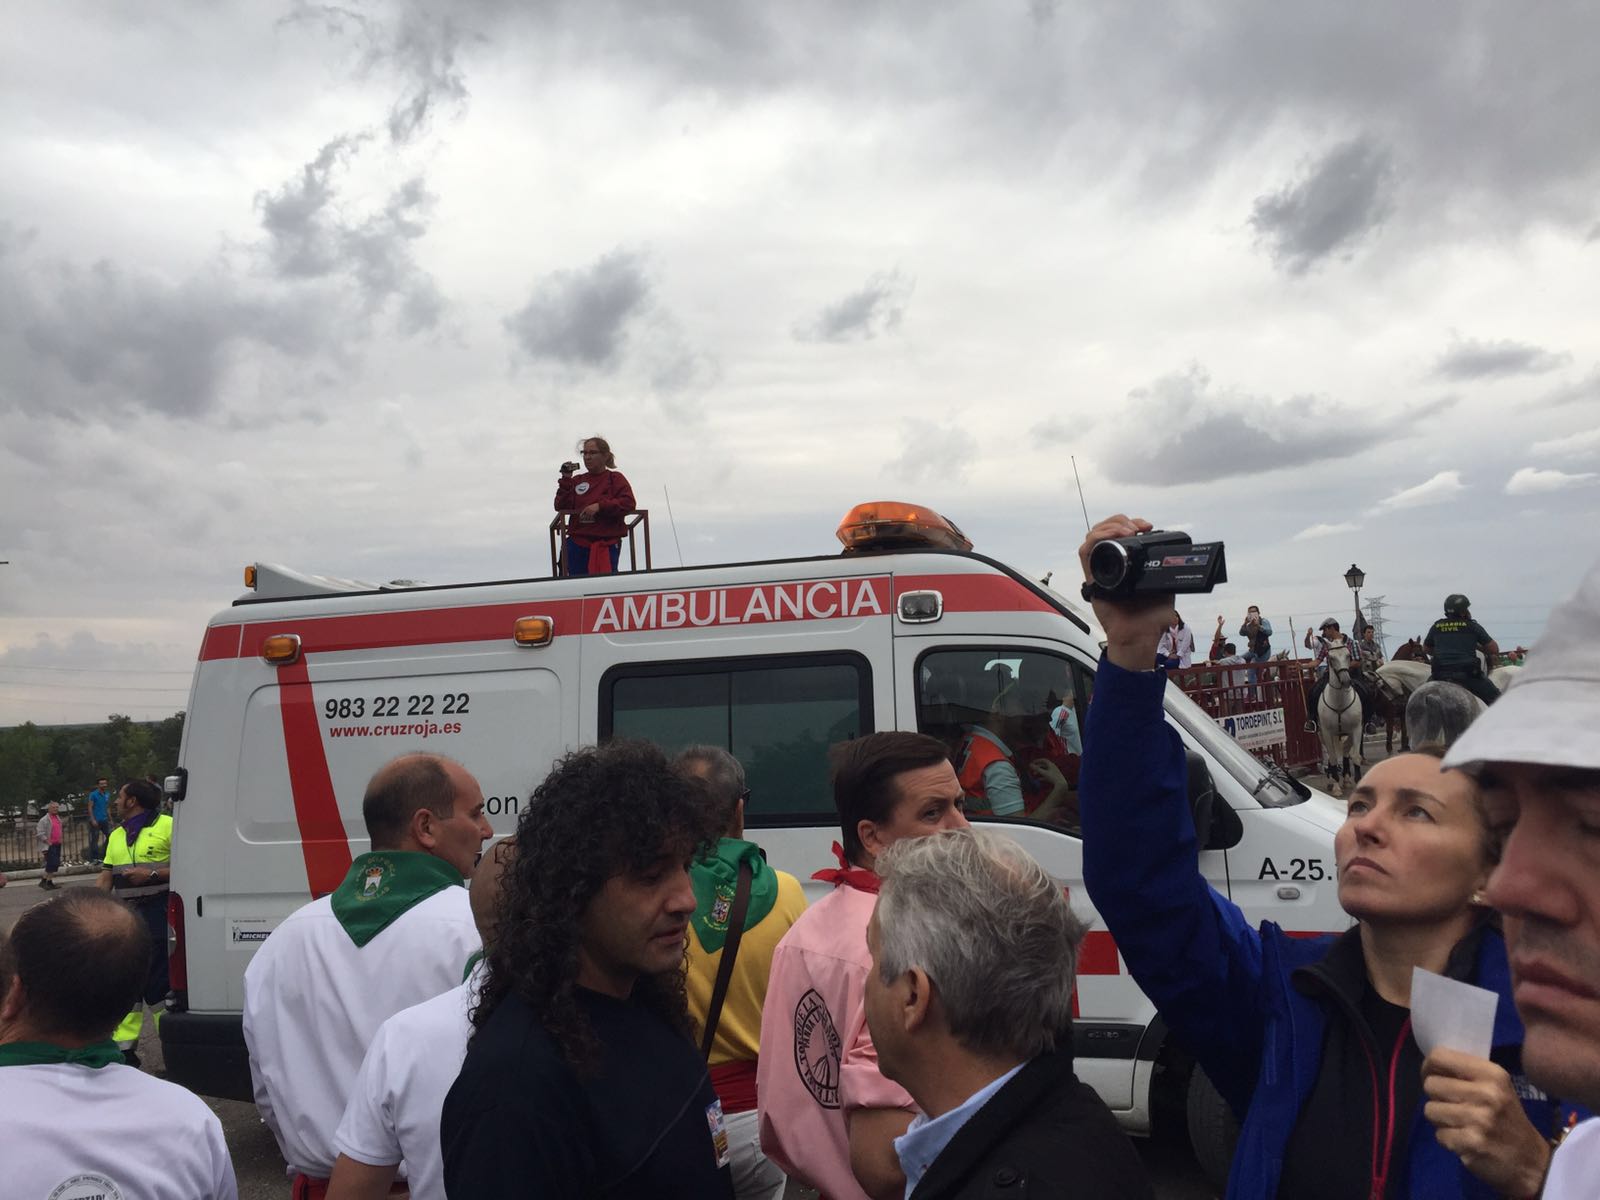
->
[160, 502, 1347, 1173]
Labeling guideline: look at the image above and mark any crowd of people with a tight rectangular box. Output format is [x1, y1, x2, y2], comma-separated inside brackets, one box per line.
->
[3, 516, 1598, 1199]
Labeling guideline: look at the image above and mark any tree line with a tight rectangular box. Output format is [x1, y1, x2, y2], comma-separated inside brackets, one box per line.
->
[0, 712, 185, 816]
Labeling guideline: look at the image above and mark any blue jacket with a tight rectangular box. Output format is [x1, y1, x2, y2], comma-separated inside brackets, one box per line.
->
[1080, 657, 1583, 1199]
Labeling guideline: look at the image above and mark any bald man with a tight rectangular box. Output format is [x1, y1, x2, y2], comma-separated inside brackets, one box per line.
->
[328, 837, 518, 1200]
[1, 890, 237, 1198]
[244, 753, 493, 1198]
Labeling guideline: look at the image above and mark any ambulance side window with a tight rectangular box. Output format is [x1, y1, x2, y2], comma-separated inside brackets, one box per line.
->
[915, 648, 1093, 833]
[602, 653, 871, 823]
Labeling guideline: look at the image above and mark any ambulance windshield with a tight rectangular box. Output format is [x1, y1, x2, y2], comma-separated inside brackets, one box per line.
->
[1163, 684, 1306, 808]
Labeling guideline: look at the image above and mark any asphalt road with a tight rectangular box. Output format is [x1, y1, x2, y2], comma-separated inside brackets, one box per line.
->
[1, 875, 1215, 1199]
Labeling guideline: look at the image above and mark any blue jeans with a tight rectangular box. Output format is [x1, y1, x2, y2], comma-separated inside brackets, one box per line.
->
[564, 540, 620, 576]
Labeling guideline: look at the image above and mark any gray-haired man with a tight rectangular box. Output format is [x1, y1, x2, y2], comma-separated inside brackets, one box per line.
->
[1444, 562, 1600, 1195]
[864, 829, 1151, 1199]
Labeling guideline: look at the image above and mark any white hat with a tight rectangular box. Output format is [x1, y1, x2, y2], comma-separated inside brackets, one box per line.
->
[1445, 561, 1600, 772]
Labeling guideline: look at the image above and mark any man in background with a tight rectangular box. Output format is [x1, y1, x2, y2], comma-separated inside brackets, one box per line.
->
[87, 776, 112, 864]
[679, 746, 808, 1200]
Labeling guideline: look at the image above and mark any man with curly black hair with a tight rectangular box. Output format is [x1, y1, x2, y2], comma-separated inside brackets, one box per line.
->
[441, 739, 734, 1199]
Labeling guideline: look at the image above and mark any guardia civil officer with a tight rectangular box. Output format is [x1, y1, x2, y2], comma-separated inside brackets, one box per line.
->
[245, 752, 491, 1199]
[1425, 594, 1501, 706]
[96, 777, 173, 1065]
[0, 889, 238, 1199]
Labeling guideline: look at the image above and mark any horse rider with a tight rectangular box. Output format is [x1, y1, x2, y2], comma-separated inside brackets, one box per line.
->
[1303, 617, 1377, 734]
[1423, 594, 1501, 706]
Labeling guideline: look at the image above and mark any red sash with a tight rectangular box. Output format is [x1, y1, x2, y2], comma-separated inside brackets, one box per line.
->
[710, 1057, 760, 1113]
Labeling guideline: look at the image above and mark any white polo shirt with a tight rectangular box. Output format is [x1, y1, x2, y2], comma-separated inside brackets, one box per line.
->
[0, 1059, 237, 1199]
[333, 967, 481, 1200]
[243, 886, 480, 1179]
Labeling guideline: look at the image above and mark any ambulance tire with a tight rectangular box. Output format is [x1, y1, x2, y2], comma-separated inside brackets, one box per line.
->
[1186, 1065, 1240, 1192]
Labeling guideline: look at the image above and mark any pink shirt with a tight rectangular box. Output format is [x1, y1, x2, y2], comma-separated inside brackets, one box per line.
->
[757, 882, 916, 1200]
[48, 814, 61, 845]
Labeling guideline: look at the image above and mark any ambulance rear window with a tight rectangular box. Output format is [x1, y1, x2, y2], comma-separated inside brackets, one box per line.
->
[600, 652, 872, 823]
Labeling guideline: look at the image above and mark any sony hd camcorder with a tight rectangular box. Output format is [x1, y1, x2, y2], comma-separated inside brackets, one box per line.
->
[1081, 530, 1228, 601]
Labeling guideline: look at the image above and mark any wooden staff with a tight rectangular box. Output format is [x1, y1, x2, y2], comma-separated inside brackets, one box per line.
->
[1287, 614, 1313, 728]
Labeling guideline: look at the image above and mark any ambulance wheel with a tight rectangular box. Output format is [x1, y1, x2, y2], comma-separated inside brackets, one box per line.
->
[1186, 1066, 1239, 1192]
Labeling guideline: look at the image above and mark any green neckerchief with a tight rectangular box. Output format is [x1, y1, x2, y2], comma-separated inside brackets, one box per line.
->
[689, 838, 779, 955]
[0, 1039, 123, 1069]
[330, 851, 464, 948]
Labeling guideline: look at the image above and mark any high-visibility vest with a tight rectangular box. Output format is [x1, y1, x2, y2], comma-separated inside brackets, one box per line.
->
[955, 731, 1010, 817]
[104, 813, 173, 900]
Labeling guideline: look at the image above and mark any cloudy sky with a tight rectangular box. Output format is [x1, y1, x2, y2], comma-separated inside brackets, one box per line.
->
[3, 1, 1598, 726]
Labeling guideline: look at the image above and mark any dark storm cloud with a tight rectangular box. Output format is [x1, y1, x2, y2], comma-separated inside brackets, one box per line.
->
[465, 3, 1600, 244]
[0, 245, 327, 421]
[793, 272, 912, 343]
[255, 138, 444, 332]
[1431, 336, 1572, 382]
[1098, 366, 1392, 486]
[0, 134, 445, 422]
[284, 1, 473, 144]
[503, 250, 652, 369]
[1250, 137, 1395, 274]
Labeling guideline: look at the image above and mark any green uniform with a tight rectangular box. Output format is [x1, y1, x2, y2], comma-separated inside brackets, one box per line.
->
[1425, 617, 1500, 705]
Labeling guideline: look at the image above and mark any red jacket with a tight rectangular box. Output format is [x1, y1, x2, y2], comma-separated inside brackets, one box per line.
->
[553, 469, 636, 543]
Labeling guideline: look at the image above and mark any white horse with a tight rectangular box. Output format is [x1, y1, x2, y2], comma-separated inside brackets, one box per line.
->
[1318, 643, 1365, 797]
[1378, 659, 1522, 701]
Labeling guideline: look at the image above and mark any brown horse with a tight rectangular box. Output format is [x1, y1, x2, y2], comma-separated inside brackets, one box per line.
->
[1392, 637, 1430, 663]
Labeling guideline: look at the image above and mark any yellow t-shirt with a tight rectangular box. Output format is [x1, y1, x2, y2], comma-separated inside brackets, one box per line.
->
[686, 867, 808, 1066]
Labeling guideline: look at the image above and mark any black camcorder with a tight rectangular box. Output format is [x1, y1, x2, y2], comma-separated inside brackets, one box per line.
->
[1081, 531, 1228, 601]
[560, 461, 580, 475]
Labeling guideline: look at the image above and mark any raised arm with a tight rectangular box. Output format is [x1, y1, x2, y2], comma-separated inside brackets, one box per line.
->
[1077, 516, 1270, 1112]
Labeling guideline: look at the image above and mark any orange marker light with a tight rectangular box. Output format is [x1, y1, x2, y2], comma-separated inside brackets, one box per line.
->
[244, 564, 258, 589]
[260, 634, 301, 665]
[836, 501, 973, 553]
[513, 616, 555, 647]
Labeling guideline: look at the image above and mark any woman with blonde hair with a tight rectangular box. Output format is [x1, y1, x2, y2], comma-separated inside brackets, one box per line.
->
[553, 435, 636, 576]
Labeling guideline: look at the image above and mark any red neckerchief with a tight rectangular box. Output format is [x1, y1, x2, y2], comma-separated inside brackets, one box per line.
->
[810, 841, 880, 894]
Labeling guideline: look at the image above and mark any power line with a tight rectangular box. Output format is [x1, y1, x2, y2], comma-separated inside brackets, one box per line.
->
[0, 664, 192, 676]
[0, 680, 189, 694]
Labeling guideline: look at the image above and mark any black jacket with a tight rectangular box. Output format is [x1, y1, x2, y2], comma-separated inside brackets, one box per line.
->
[908, 1050, 1152, 1200]
[441, 988, 734, 1199]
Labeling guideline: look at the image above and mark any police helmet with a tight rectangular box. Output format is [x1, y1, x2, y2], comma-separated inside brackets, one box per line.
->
[1444, 594, 1471, 617]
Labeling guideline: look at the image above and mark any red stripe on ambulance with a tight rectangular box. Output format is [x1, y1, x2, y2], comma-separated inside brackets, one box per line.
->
[276, 658, 354, 898]
[198, 625, 242, 661]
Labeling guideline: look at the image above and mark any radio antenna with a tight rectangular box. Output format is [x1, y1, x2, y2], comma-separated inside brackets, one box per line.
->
[1071, 456, 1092, 534]
[662, 485, 685, 567]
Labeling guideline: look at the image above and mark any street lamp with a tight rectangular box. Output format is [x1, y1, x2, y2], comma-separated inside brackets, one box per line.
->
[1344, 563, 1365, 629]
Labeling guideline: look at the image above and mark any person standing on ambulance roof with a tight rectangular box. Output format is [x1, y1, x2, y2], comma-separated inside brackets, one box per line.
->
[1426, 594, 1502, 707]
[0, 889, 238, 1200]
[757, 732, 970, 1200]
[555, 435, 637, 577]
[96, 779, 172, 1065]
[1077, 513, 1585, 1200]
[244, 753, 491, 1199]
[441, 741, 735, 1199]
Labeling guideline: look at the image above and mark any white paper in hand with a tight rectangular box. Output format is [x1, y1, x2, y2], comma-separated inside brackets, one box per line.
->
[1410, 966, 1499, 1060]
